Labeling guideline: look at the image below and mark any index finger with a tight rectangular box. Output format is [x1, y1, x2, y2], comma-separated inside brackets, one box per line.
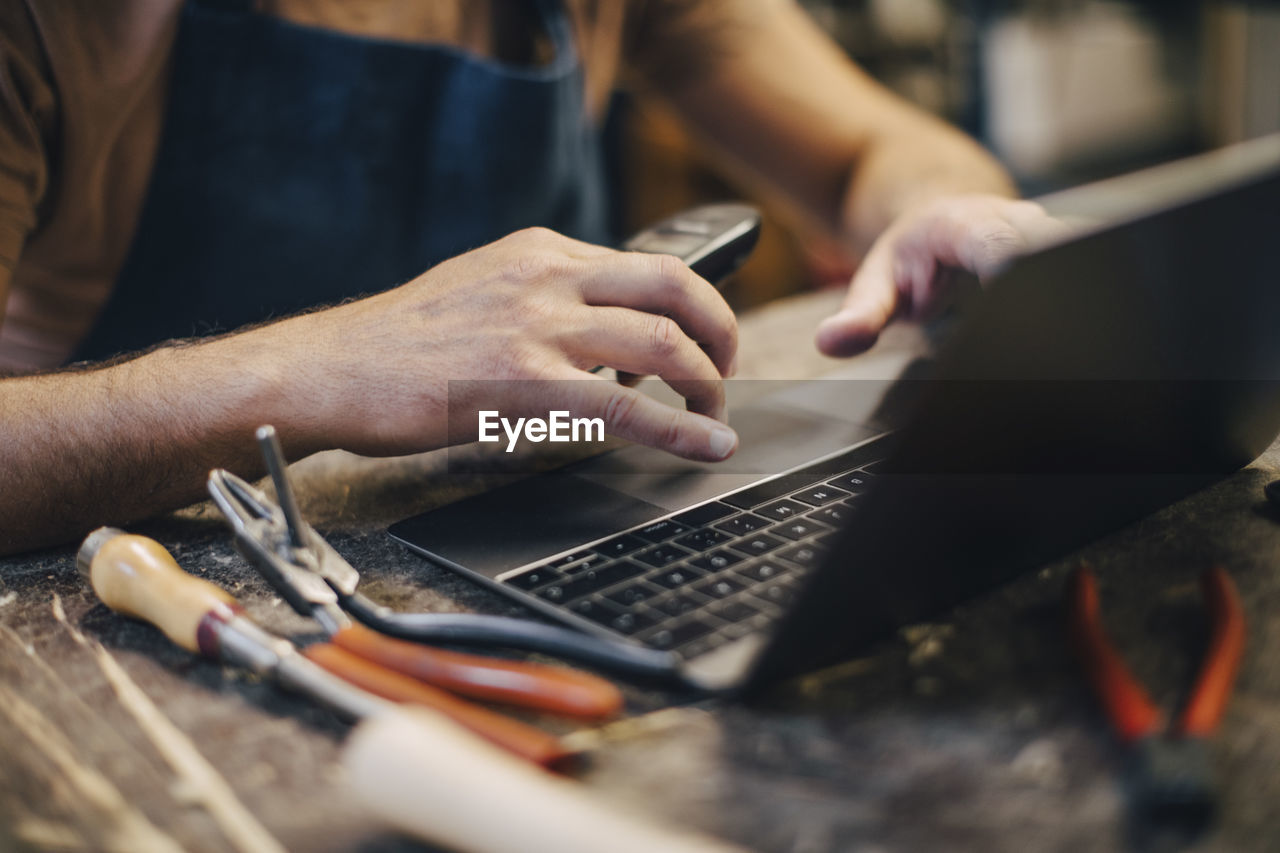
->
[576, 252, 738, 378]
[540, 368, 739, 463]
[816, 239, 900, 358]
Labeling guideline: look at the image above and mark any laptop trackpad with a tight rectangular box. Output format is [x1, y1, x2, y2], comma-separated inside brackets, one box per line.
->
[390, 403, 875, 579]
[388, 473, 667, 578]
[574, 403, 877, 511]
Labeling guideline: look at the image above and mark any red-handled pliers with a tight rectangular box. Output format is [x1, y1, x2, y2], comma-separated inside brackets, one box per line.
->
[1066, 564, 1246, 825]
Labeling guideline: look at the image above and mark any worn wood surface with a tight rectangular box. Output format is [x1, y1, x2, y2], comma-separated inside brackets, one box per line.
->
[4, 289, 1280, 852]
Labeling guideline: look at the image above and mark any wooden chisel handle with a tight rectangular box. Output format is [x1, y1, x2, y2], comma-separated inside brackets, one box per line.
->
[345, 709, 746, 853]
[332, 623, 623, 719]
[303, 643, 574, 768]
[77, 528, 239, 654]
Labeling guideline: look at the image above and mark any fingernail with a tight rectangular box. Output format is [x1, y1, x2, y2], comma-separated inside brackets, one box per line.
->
[709, 427, 738, 460]
[727, 354, 739, 378]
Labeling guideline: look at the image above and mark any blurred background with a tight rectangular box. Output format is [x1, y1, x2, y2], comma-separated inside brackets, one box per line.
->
[614, 0, 1280, 309]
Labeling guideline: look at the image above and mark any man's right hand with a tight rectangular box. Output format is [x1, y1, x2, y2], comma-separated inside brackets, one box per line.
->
[0, 227, 741, 554]
[247, 227, 740, 462]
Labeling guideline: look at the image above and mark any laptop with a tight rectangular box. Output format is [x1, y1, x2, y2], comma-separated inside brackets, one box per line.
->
[390, 135, 1280, 694]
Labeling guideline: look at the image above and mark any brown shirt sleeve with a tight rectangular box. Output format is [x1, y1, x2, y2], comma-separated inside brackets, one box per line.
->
[0, 1, 55, 292]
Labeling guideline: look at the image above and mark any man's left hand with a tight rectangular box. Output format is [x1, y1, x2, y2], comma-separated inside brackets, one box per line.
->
[816, 194, 1072, 357]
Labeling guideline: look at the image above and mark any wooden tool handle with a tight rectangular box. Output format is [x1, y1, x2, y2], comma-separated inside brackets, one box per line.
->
[303, 643, 573, 768]
[78, 528, 238, 654]
[333, 623, 623, 719]
[344, 709, 746, 853]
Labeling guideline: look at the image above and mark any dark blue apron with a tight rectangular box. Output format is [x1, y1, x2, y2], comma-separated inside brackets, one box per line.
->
[76, 0, 608, 361]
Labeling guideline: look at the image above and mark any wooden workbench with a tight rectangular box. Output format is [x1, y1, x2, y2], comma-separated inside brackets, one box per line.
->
[3, 288, 1280, 852]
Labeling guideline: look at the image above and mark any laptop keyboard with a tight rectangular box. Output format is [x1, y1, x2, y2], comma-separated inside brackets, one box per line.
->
[499, 444, 885, 661]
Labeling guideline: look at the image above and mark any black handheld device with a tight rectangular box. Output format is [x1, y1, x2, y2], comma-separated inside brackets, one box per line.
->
[623, 203, 761, 288]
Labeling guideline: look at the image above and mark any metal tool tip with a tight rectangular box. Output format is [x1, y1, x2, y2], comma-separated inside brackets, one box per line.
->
[255, 424, 277, 442]
[77, 527, 125, 578]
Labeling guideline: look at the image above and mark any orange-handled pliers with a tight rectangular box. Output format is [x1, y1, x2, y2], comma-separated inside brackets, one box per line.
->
[209, 427, 686, 683]
[205, 429, 631, 769]
[1066, 564, 1245, 825]
[207, 467, 622, 709]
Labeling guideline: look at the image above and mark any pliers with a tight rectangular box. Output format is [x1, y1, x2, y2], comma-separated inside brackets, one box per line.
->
[1066, 564, 1246, 827]
[207, 426, 688, 692]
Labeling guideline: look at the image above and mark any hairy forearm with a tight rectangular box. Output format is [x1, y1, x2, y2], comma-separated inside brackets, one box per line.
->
[0, 334, 296, 555]
[0, 227, 745, 555]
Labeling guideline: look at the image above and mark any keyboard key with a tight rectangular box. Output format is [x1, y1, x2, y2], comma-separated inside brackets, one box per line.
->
[773, 518, 831, 541]
[604, 581, 663, 608]
[736, 561, 791, 583]
[792, 485, 850, 507]
[814, 531, 841, 549]
[593, 534, 646, 558]
[635, 519, 691, 543]
[694, 575, 745, 599]
[561, 553, 609, 574]
[716, 514, 769, 537]
[753, 583, 797, 607]
[650, 592, 706, 619]
[548, 550, 594, 569]
[568, 597, 624, 626]
[608, 610, 659, 635]
[644, 617, 717, 649]
[808, 505, 852, 527]
[535, 561, 645, 603]
[668, 618, 719, 647]
[672, 502, 736, 526]
[636, 544, 692, 568]
[755, 499, 807, 522]
[731, 533, 786, 556]
[828, 470, 875, 492]
[711, 599, 761, 624]
[690, 549, 744, 572]
[777, 544, 822, 568]
[677, 635, 720, 660]
[721, 619, 762, 640]
[649, 565, 707, 589]
[505, 566, 563, 591]
[675, 528, 732, 552]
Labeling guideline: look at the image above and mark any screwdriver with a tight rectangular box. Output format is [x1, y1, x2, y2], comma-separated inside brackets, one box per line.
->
[77, 528, 575, 767]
